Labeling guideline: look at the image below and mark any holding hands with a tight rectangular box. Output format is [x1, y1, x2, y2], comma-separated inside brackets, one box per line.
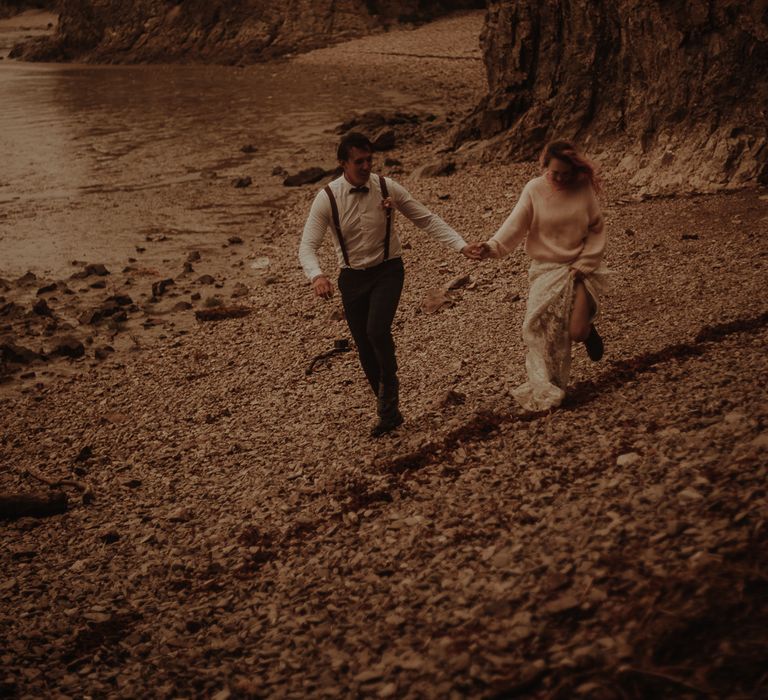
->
[461, 242, 492, 261]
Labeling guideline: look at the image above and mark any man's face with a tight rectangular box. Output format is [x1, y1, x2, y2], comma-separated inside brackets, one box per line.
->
[341, 146, 373, 187]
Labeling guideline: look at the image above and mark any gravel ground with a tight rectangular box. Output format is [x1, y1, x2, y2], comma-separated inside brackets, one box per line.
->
[2, 11, 768, 700]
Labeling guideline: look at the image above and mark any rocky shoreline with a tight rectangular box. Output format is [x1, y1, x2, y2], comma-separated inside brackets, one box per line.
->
[2, 11, 768, 700]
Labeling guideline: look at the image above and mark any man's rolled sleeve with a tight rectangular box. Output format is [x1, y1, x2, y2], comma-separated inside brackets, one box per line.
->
[298, 191, 331, 281]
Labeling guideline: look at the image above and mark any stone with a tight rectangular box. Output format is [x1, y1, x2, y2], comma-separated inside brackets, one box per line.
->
[78, 308, 103, 325]
[283, 167, 328, 187]
[0, 341, 43, 365]
[71, 263, 109, 280]
[232, 176, 252, 188]
[152, 278, 175, 297]
[231, 283, 249, 298]
[32, 299, 53, 317]
[421, 288, 452, 314]
[15, 271, 37, 287]
[94, 346, 115, 360]
[445, 274, 471, 290]
[372, 128, 396, 151]
[414, 158, 456, 178]
[50, 337, 85, 359]
[441, 390, 466, 406]
[85, 263, 110, 276]
[616, 452, 641, 467]
[106, 294, 133, 306]
[36, 282, 58, 295]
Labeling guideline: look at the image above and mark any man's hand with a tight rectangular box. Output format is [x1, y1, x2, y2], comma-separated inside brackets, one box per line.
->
[312, 274, 334, 299]
[462, 243, 491, 260]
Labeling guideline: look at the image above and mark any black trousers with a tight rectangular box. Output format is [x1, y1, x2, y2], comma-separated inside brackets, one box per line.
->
[338, 257, 404, 394]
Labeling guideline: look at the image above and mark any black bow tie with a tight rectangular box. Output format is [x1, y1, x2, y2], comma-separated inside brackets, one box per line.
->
[349, 186, 369, 194]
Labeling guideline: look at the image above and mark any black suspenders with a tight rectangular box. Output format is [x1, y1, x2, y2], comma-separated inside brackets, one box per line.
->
[324, 183, 349, 266]
[324, 175, 392, 268]
[380, 175, 392, 261]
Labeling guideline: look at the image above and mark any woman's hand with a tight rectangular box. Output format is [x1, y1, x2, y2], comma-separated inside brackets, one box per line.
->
[462, 242, 491, 260]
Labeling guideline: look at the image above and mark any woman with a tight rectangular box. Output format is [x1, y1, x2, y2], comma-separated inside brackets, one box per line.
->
[472, 140, 608, 411]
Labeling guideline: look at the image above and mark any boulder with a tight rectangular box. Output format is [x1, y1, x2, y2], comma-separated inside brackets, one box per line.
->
[151, 278, 175, 297]
[32, 299, 53, 317]
[71, 263, 110, 279]
[372, 128, 396, 151]
[50, 337, 85, 358]
[1, 341, 43, 365]
[15, 271, 37, 287]
[283, 167, 328, 187]
[414, 158, 456, 178]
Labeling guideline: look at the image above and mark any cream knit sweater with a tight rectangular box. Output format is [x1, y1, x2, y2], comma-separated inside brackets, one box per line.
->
[485, 175, 605, 274]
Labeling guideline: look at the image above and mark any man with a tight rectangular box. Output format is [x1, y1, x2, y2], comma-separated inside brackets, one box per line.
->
[299, 132, 479, 437]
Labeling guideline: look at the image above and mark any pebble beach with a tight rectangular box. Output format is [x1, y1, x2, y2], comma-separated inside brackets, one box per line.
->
[2, 11, 768, 699]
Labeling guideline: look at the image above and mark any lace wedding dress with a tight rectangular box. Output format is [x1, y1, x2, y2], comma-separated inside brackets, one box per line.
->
[512, 261, 608, 411]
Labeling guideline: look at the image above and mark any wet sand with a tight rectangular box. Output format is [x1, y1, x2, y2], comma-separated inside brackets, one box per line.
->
[0, 11, 486, 388]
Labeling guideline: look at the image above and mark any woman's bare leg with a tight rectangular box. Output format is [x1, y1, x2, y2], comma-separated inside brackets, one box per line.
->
[569, 281, 592, 342]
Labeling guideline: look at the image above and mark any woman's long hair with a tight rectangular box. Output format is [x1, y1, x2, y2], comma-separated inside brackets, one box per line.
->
[540, 140, 601, 194]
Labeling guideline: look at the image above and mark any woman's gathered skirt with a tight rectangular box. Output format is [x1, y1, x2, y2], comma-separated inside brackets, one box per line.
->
[512, 261, 608, 411]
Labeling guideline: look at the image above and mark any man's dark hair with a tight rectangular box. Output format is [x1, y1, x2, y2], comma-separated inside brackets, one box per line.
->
[337, 132, 373, 162]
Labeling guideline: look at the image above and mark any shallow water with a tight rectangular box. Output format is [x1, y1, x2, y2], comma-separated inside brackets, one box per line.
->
[0, 14, 434, 278]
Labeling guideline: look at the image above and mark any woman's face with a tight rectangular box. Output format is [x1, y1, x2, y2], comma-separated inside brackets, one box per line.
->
[545, 157, 574, 188]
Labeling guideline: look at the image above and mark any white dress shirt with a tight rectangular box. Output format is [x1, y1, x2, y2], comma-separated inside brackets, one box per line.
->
[299, 174, 467, 280]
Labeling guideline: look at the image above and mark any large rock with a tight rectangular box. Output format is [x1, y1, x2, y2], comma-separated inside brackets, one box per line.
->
[0, 1, 54, 19]
[283, 167, 329, 187]
[49, 336, 85, 359]
[11, 0, 484, 64]
[456, 0, 768, 194]
[1, 340, 43, 365]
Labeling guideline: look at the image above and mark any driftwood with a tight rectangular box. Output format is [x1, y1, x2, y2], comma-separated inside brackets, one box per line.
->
[0, 491, 68, 520]
[195, 306, 252, 322]
[26, 467, 94, 505]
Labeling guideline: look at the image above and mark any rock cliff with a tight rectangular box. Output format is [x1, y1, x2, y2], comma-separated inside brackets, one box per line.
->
[456, 0, 768, 194]
[11, 0, 484, 63]
[0, 0, 54, 18]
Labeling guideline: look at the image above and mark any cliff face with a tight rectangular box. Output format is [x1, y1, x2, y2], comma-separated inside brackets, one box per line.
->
[12, 0, 484, 63]
[0, 0, 54, 18]
[457, 0, 768, 193]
